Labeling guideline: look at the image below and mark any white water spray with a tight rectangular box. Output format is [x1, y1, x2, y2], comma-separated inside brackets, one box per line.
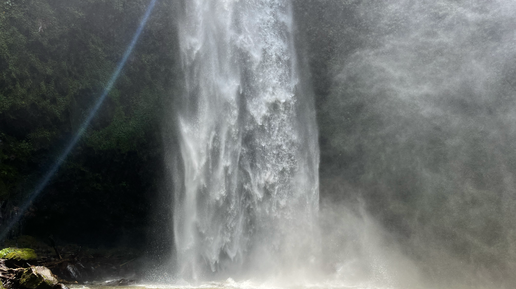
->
[174, 0, 319, 279]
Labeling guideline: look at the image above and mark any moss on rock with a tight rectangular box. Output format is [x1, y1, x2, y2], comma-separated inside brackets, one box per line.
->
[0, 248, 37, 261]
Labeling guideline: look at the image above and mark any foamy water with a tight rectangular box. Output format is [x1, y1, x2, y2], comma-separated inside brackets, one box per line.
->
[70, 279, 381, 289]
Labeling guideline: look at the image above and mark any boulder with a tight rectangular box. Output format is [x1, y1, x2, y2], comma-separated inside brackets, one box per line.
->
[19, 266, 58, 289]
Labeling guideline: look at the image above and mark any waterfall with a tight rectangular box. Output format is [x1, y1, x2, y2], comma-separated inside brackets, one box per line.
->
[173, 0, 319, 279]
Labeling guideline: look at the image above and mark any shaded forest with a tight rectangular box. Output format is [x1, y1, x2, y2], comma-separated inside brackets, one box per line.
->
[0, 0, 178, 247]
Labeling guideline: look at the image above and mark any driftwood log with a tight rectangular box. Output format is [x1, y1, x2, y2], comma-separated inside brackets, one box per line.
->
[0, 259, 17, 288]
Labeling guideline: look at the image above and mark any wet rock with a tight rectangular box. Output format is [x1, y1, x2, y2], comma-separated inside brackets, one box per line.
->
[19, 266, 58, 289]
[54, 261, 89, 283]
[0, 248, 37, 261]
[52, 284, 68, 289]
[103, 279, 135, 286]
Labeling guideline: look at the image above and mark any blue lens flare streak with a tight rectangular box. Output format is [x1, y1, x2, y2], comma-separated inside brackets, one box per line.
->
[0, 0, 158, 241]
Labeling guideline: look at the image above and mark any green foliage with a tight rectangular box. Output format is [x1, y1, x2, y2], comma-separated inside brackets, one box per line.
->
[0, 0, 178, 244]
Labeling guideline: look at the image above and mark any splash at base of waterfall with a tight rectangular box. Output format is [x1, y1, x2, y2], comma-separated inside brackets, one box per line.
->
[69, 280, 390, 289]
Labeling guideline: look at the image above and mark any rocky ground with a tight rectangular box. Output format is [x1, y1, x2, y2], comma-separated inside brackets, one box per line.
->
[0, 236, 141, 289]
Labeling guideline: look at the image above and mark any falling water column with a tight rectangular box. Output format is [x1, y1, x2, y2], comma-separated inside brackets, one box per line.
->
[173, 0, 319, 279]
